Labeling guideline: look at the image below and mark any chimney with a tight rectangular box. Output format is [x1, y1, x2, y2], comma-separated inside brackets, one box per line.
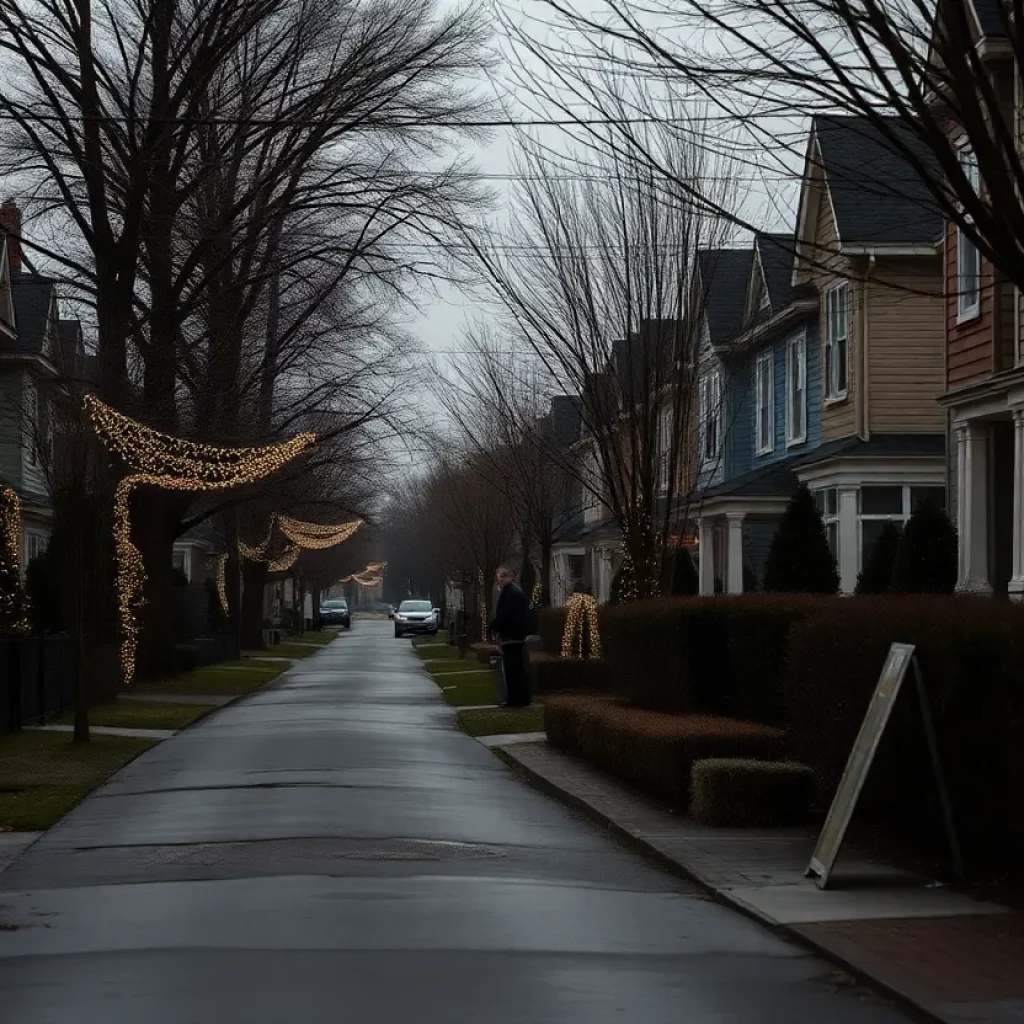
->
[0, 200, 22, 275]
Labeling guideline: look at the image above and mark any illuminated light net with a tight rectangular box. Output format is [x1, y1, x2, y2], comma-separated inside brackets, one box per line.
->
[267, 545, 300, 572]
[341, 560, 386, 585]
[86, 396, 317, 685]
[0, 486, 27, 634]
[561, 593, 602, 660]
[278, 515, 362, 550]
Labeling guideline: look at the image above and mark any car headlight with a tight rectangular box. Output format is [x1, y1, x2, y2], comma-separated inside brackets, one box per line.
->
[395, 614, 406, 621]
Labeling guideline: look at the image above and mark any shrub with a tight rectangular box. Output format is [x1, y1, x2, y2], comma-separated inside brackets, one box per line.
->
[25, 547, 63, 633]
[543, 694, 786, 808]
[672, 548, 699, 596]
[890, 498, 958, 594]
[537, 606, 568, 653]
[690, 758, 816, 827]
[764, 484, 839, 594]
[855, 519, 902, 595]
[530, 653, 611, 694]
[786, 597, 1024, 870]
[175, 643, 199, 672]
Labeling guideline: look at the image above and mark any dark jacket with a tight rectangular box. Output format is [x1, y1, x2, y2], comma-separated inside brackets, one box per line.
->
[489, 581, 530, 643]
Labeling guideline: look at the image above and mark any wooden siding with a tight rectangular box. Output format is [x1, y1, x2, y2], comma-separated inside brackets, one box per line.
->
[866, 259, 946, 433]
[806, 185, 858, 441]
[946, 218, 996, 388]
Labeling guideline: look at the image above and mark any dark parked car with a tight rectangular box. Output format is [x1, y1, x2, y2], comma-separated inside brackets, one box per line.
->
[393, 600, 438, 638]
[320, 598, 351, 629]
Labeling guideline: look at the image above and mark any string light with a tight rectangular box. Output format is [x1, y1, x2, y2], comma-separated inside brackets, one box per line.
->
[277, 515, 362, 550]
[530, 580, 542, 609]
[215, 553, 229, 617]
[478, 568, 488, 642]
[267, 545, 300, 572]
[87, 397, 317, 686]
[561, 593, 602, 660]
[0, 486, 28, 634]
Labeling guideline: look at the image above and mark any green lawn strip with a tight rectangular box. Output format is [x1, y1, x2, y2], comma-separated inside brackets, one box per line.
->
[247, 643, 319, 660]
[415, 643, 459, 660]
[293, 631, 337, 645]
[433, 670, 501, 707]
[425, 659, 482, 675]
[457, 705, 544, 738]
[58, 700, 213, 732]
[0, 731, 158, 831]
[135, 663, 285, 697]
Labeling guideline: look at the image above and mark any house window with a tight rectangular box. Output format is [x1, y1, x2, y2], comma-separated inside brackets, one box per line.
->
[172, 549, 189, 583]
[23, 379, 39, 467]
[657, 405, 672, 493]
[824, 282, 849, 399]
[700, 369, 722, 462]
[857, 485, 946, 569]
[957, 147, 981, 321]
[755, 351, 774, 454]
[24, 532, 48, 566]
[812, 487, 839, 561]
[786, 333, 807, 444]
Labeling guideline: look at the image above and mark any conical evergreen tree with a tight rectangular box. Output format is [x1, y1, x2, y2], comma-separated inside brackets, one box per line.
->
[890, 497, 958, 594]
[763, 485, 840, 594]
[672, 547, 699, 596]
[855, 519, 902, 595]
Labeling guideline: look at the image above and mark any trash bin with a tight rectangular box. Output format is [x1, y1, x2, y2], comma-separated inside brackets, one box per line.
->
[489, 653, 506, 706]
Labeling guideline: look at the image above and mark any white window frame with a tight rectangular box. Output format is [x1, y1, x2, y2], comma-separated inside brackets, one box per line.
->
[824, 282, 850, 401]
[24, 532, 47, 568]
[755, 350, 774, 455]
[657, 405, 672, 493]
[699, 368, 722, 463]
[786, 332, 807, 445]
[856, 484, 946, 570]
[956, 145, 981, 323]
[813, 487, 840, 562]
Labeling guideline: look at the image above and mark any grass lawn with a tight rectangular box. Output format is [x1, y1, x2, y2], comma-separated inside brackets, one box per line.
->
[295, 631, 337, 645]
[457, 705, 544, 737]
[0, 731, 157, 831]
[58, 701, 213, 732]
[135, 662, 286, 697]
[432, 669, 501, 707]
[424, 659, 480, 675]
[248, 642, 320, 660]
[415, 642, 459, 660]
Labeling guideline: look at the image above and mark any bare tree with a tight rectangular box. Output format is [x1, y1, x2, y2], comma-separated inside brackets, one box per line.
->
[461, 119, 737, 598]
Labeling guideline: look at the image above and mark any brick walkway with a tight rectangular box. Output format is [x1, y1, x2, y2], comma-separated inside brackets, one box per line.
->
[499, 741, 1024, 1024]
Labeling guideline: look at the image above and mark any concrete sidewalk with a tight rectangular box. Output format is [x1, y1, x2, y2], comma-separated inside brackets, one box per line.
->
[497, 740, 1024, 1024]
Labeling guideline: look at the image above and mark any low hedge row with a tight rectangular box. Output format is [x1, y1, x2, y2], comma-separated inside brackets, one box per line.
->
[787, 597, 1024, 865]
[537, 607, 568, 654]
[529, 654, 611, 694]
[544, 694, 786, 809]
[690, 758, 816, 827]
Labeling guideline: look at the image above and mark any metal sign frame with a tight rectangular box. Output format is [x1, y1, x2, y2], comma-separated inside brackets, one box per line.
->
[805, 642, 963, 889]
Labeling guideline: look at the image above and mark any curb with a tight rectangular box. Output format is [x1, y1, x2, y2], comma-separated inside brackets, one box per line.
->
[492, 743, 946, 1024]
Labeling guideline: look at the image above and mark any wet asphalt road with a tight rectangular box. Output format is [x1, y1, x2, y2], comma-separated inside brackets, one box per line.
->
[0, 620, 913, 1023]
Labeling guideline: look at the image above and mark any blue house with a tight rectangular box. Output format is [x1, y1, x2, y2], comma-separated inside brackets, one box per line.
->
[693, 235, 821, 593]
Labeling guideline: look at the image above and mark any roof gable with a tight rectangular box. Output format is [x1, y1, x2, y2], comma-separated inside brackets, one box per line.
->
[10, 275, 58, 357]
[696, 248, 754, 346]
[809, 115, 942, 248]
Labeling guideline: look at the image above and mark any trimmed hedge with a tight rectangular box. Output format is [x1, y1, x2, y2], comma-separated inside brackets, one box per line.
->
[786, 597, 1024, 866]
[544, 694, 786, 808]
[529, 653, 611, 694]
[601, 596, 825, 723]
[690, 758, 816, 827]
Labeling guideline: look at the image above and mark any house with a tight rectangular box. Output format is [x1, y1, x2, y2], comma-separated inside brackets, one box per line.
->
[693, 236, 820, 593]
[693, 115, 947, 594]
[0, 201, 66, 570]
[931, 4, 1022, 596]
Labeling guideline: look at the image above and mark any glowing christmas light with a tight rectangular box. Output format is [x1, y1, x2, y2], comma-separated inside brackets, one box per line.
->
[0, 486, 28, 634]
[215, 553, 229, 617]
[87, 396, 317, 685]
[561, 593, 602, 660]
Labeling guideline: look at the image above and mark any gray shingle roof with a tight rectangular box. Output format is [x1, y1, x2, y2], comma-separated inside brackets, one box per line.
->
[813, 115, 942, 245]
[9, 275, 56, 355]
[972, 0, 1006, 37]
[701, 461, 799, 502]
[792, 433, 946, 468]
[697, 248, 755, 344]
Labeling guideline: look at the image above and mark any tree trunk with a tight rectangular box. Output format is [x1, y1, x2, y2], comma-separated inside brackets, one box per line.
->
[134, 491, 179, 682]
[241, 559, 269, 650]
[540, 538, 553, 607]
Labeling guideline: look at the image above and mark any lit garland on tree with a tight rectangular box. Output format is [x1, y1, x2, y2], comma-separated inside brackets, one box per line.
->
[215, 553, 229, 617]
[561, 592, 602, 660]
[86, 395, 317, 685]
[0, 486, 28, 635]
[278, 515, 362, 550]
[267, 545, 300, 572]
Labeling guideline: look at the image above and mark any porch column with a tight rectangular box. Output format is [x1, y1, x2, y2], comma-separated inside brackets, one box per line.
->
[1009, 410, 1024, 600]
[837, 486, 859, 594]
[698, 517, 715, 596]
[955, 421, 993, 595]
[726, 512, 745, 594]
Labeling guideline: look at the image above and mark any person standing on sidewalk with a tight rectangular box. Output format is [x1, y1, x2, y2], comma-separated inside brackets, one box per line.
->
[489, 565, 531, 708]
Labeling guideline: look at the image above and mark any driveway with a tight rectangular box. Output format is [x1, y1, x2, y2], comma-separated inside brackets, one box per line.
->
[0, 620, 912, 1023]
